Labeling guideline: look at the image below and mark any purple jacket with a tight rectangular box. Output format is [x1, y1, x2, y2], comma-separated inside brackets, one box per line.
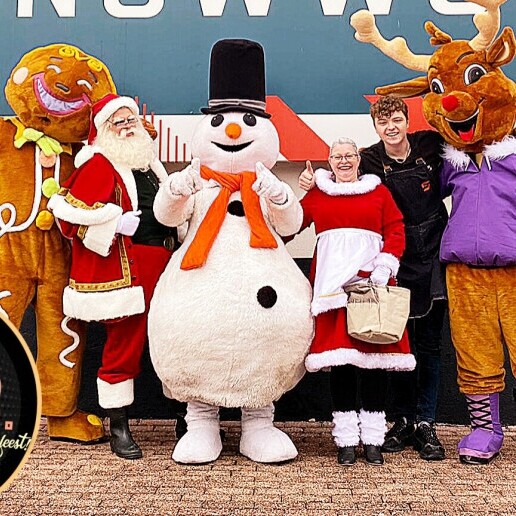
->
[440, 138, 516, 266]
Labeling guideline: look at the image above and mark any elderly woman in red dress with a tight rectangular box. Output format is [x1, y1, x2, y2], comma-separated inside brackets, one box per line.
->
[298, 138, 415, 465]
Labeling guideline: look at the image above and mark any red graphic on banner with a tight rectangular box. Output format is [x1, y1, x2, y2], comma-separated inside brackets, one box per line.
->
[266, 96, 330, 162]
[364, 95, 435, 132]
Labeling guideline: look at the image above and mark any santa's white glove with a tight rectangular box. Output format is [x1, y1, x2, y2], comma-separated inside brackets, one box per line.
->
[252, 162, 288, 204]
[168, 158, 203, 197]
[116, 210, 141, 236]
[298, 160, 315, 192]
[369, 265, 391, 286]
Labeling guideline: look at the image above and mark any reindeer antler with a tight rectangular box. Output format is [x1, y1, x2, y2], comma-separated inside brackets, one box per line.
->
[469, 0, 507, 51]
[350, 10, 430, 72]
[425, 22, 453, 46]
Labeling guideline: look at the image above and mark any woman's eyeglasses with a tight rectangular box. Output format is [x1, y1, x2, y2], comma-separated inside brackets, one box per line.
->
[330, 154, 358, 162]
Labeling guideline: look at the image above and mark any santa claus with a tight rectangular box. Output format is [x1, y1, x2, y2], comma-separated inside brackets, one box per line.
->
[49, 94, 178, 460]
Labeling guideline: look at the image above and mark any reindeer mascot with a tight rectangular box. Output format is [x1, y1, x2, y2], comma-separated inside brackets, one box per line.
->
[351, 0, 516, 464]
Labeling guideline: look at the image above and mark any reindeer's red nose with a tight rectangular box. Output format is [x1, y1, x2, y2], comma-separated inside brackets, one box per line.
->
[442, 95, 459, 112]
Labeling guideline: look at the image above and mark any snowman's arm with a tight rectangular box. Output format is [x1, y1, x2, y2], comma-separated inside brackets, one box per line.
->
[153, 176, 195, 227]
[262, 183, 303, 236]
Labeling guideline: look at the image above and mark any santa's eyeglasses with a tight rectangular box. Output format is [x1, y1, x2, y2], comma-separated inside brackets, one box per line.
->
[108, 116, 138, 128]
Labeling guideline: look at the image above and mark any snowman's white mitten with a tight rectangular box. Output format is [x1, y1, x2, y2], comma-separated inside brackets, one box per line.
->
[240, 404, 298, 463]
[253, 162, 288, 205]
[172, 401, 222, 464]
[167, 158, 203, 197]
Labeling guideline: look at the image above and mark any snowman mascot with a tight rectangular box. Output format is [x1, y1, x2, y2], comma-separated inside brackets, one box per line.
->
[148, 39, 313, 464]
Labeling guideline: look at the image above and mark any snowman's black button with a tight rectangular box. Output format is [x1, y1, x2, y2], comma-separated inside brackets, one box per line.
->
[228, 200, 245, 217]
[257, 286, 277, 308]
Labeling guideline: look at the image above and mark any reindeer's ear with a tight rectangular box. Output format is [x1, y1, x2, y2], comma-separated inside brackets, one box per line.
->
[486, 27, 516, 67]
[425, 21, 452, 46]
[376, 76, 430, 98]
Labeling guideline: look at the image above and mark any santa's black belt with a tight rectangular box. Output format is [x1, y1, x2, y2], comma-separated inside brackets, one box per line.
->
[138, 236, 176, 251]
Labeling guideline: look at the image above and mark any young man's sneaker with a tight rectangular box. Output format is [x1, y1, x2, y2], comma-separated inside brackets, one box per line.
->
[413, 421, 445, 460]
[382, 417, 415, 452]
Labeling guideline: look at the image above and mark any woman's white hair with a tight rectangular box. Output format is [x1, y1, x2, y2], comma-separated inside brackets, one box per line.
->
[329, 137, 358, 157]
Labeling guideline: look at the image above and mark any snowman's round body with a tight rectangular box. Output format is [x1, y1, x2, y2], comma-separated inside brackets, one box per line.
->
[148, 111, 313, 409]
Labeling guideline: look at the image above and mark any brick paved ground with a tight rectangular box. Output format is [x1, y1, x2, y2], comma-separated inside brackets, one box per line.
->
[2, 419, 516, 515]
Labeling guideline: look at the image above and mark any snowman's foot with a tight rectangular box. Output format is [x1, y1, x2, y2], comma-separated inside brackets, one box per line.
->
[172, 424, 223, 464]
[172, 401, 222, 464]
[240, 405, 298, 463]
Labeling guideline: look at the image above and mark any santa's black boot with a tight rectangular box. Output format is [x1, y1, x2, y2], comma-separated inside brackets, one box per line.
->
[107, 407, 143, 460]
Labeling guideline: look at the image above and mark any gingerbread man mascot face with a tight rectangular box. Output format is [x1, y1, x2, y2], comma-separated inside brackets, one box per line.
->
[0, 43, 116, 444]
[5, 43, 116, 143]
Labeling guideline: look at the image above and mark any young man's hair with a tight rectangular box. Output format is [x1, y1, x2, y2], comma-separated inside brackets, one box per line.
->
[370, 95, 409, 121]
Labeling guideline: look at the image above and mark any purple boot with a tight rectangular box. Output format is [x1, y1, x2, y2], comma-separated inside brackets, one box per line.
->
[458, 393, 504, 465]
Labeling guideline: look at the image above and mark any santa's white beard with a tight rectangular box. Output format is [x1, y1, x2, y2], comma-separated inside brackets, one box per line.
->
[96, 124, 156, 170]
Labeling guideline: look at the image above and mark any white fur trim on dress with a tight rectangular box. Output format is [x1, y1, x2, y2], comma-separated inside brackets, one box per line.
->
[63, 285, 145, 322]
[48, 193, 122, 227]
[332, 411, 360, 447]
[373, 252, 400, 276]
[305, 348, 416, 373]
[315, 169, 381, 196]
[94, 96, 139, 129]
[97, 378, 134, 409]
[359, 410, 387, 446]
[81, 217, 119, 257]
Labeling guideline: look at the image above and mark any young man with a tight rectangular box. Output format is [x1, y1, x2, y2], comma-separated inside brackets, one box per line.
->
[49, 94, 179, 460]
[299, 95, 448, 460]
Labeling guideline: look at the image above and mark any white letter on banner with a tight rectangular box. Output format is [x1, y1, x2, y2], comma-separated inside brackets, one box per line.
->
[244, 0, 271, 16]
[365, 0, 393, 15]
[104, 0, 164, 19]
[319, 0, 393, 16]
[18, 0, 75, 17]
[429, 0, 484, 15]
[199, 0, 271, 17]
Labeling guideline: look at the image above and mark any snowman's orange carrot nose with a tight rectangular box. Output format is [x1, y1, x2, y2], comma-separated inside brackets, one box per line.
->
[225, 123, 242, 139]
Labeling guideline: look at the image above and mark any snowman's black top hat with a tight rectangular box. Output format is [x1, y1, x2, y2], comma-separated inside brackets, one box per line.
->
[201, 39, 271, 119]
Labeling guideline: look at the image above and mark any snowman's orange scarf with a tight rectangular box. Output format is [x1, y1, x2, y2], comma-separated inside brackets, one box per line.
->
[180, 165, 278, 270]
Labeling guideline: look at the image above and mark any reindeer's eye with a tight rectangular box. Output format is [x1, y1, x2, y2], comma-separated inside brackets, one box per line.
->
[464, 64, 487, 85]
[430, 78, 445, 94]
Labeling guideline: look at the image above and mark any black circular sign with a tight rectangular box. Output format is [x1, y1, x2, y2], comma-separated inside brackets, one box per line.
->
[0, 314, 41, 492]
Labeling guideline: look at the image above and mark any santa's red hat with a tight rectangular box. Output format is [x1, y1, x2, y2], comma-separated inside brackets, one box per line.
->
[87, 94, 139, 144]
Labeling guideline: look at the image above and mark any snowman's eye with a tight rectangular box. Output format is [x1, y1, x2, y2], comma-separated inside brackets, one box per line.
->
[243, 113, 256, 127]
[211, 114, 224, 127]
